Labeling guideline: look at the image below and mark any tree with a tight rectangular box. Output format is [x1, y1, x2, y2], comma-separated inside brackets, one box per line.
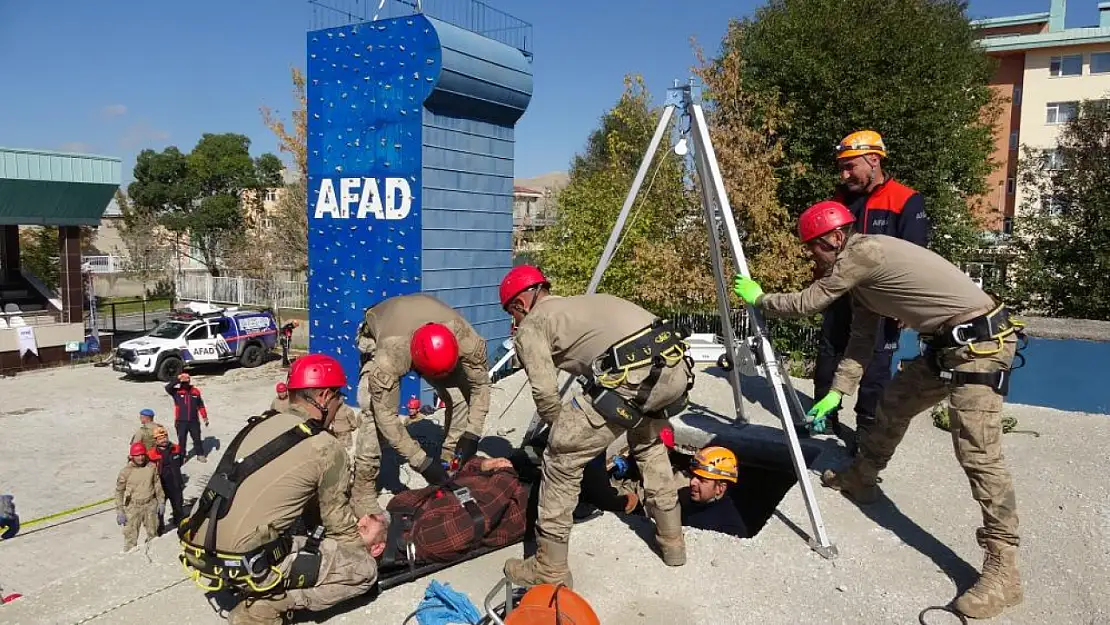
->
[260, 67, 309, 274]
[731, 0, 1000, 264]
[537, 76, 715, 312]
[1007, 100, 1110, 320]
[127, 134, 282, 276]
[694, 26, 810, 294]
[114, 190, 171, 296]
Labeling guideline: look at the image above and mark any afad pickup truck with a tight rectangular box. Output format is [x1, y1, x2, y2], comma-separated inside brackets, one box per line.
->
[113, 303, 278, 381]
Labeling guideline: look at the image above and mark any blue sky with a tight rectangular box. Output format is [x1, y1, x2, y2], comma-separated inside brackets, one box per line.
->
[0, 0, 1100, 183]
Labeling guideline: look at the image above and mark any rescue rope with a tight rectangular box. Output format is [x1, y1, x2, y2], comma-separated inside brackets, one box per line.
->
[931, 408, 1040, 438]
[21, 498, 114, 528]
[69, 576, 190, 625]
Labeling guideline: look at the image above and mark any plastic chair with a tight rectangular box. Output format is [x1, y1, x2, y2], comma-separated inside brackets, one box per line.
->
[2, 303, 18, 314]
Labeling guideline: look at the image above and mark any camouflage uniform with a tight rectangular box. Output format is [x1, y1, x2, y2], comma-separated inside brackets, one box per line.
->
[115, 461, 164, 551]
[190, 404, 376, 625]
[507, 294, 691, 586]
[352, 294, 491, 518]
[759, 233, 1022, 617]
[130, 421, 166, 450]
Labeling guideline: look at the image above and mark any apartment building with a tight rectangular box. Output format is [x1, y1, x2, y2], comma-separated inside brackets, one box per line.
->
[975, 0, 1110, 233]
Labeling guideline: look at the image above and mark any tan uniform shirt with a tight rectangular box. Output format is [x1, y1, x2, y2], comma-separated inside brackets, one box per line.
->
[759, 234, 994, 396]
[192, 405, 361, 553]
[270, 396, 290, 413]
[330, 404, 361, 451]
[514, 294, 688, 424]
[130, 422, 165, 450]
[358, 294, 491, 467]
[115, 462, 165, 512]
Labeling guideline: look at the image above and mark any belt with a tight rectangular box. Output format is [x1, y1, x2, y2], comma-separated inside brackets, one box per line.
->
[180, 533, 294, 594]
[579, 376, 688, 429]
[926, 305, 1024, 354]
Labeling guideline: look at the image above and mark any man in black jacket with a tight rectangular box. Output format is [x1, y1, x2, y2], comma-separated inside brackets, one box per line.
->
[814, 130, 931, 450]
[147, 426, 185, 532]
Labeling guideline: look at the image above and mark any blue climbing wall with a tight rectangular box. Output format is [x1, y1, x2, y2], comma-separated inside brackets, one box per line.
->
[307, 15, 533, 404]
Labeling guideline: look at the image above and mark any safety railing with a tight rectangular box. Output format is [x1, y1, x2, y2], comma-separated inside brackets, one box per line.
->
[308, 0, 533, 57]
[175, 274, 309, 310]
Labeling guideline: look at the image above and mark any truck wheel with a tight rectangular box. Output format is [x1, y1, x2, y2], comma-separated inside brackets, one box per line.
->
[156, 356, 184, 382]
[240, 343, 264, 368]
[717, 353, 733, 372]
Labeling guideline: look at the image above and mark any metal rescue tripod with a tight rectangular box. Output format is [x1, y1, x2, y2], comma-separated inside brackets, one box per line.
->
[493, 82, 836, 559]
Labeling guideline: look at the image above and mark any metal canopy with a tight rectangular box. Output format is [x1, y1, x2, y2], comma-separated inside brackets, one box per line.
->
[0, 147, 122, 226]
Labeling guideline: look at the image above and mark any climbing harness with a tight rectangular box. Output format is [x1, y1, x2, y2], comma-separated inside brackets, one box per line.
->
[577, 319, 694, 429]
[178, 411, 327, 594]
[924, 305, 1028, 397]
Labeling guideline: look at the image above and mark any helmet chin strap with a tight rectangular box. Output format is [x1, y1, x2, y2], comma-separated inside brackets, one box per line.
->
[304, 391, 332, 421]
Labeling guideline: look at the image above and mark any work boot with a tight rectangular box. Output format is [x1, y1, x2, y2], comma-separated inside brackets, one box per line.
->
[648, 504, 686, 566]
[504, 535, 573, 588]
[196, 455, 207, 464]
[953, 531, 1023, 619]
[820, 459, 879, 504]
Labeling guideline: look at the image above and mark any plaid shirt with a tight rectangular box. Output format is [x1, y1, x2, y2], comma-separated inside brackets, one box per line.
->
[387, 457, 527, 563]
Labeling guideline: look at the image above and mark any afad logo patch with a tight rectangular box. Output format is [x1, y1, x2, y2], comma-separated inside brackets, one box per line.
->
[313, 177, 413, 220]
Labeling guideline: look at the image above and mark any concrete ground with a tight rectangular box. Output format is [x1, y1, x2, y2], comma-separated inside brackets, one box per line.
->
[0, 360, 1107, 624]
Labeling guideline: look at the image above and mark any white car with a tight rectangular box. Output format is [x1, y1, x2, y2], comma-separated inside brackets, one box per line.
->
[113, 303, 278, 381]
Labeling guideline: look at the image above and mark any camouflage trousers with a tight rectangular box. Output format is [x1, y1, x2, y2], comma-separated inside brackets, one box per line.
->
[858, 335, 1020, 547]
[228, 536, 377, 625]
[351, 374, 482, 518]
[122, 499, 160, 551]
[537, 393, 679, 544]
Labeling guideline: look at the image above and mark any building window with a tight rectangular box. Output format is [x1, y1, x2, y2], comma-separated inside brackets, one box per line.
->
[1049, 54, 1083, 77]
[1092, 52, 1110, 74]
[1009, 131, 1019, 150]
[264, 189, 277, 202]
[1007, 178, 1015, 195]
[1002, 216, 1014, 235]
[1042, 194, 1067, 216]
[1046, 101, 1079, 124]
[1045, 148, 1066, 171]
[1012, 86, 1022, 106]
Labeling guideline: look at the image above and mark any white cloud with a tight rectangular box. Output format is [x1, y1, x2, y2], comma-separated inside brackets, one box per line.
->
[59, 142, 94, 153]
[119, 121, 170, 149]
[101, 104, 128, 118]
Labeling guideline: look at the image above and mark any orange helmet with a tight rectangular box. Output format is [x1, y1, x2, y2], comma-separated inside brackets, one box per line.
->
[690, 446, 738, 483]
[505, 584, 600, 625]
[836, 130, 887, 159]
[152, 426, 169, 442]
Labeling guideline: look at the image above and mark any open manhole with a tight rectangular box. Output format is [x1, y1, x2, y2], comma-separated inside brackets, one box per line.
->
[515, 429, 821, 540]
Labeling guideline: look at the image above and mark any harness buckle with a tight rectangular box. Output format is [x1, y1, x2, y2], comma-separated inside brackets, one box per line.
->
[242, 551, 270, 579]
[949, 323, 975, 346]
[453, 487, 475, 506]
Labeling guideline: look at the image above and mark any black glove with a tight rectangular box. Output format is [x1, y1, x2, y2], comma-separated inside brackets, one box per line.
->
[419, 458, 450, 486]
[454, 433, 480, 463]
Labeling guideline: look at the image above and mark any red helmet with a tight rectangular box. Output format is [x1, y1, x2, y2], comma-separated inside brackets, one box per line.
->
[410, 323, 459, 378]
[798, 201, 855, 243]
[129, 442, 148, 457]
[275, 382, 288, 393]
[659, 425, 675, 449]
[287, 353, 348, 390]
[499, 265, 549, 310]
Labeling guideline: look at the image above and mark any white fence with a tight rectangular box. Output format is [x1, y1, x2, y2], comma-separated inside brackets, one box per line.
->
[175, 274, 308, 310]
[82, 254, 210, 273]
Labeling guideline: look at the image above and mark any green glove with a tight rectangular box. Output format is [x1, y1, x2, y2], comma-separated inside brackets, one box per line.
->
[807, 391, 842, 434]
[732, 275, 764, 306]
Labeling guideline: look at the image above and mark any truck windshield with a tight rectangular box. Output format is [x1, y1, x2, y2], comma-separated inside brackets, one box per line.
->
[148, 321, 189, 340]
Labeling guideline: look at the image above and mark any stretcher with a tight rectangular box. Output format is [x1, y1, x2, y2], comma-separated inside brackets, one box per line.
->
[375, 536, 526, 591]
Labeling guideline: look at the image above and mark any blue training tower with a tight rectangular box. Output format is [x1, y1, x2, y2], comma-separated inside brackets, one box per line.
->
[306, 13, 533, 404]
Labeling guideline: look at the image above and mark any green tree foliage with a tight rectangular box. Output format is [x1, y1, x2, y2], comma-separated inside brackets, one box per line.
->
[18, 226, 97, 291]
[733, 0, 999, 263]
[1007, 100, 1110, 320]
[694, 24, 810, 294]
[127, 134, 283, 276]
[537, 76, 715, 311]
